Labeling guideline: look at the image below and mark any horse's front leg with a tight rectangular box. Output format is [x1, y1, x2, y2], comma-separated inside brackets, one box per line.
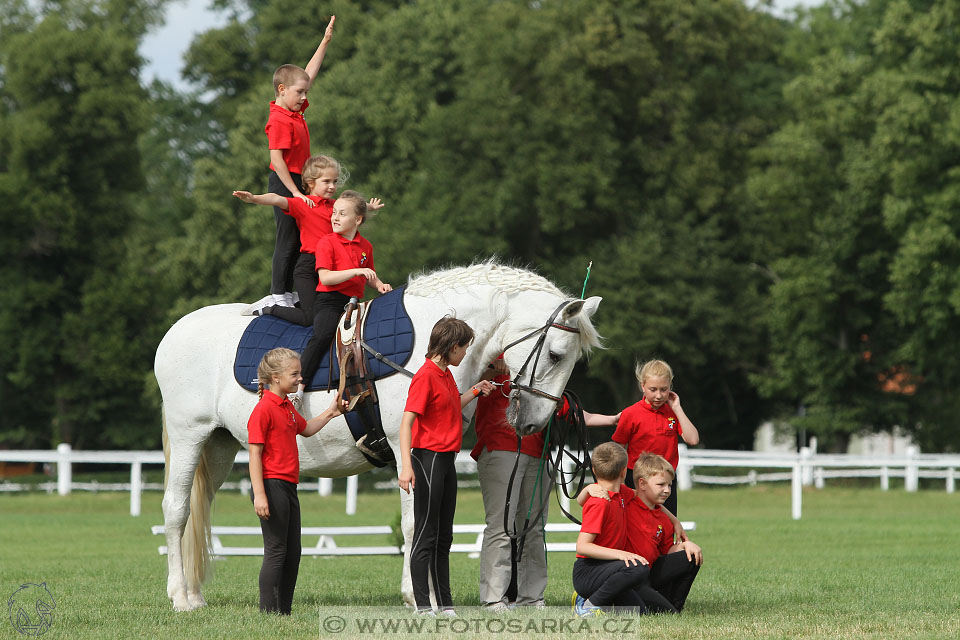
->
[398, 487, 417, 607]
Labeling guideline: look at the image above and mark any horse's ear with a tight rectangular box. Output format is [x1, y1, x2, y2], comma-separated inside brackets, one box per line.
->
[561, 296, 602, 323]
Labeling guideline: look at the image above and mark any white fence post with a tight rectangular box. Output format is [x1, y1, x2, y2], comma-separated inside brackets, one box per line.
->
[677, 444, 692, 491]
[947, 468, 955, 494]
[346, 475, 358, 515]
[130, 459, 142, 517]
[905, 446, 919, 492]
[800, 447, 813, 486]
[57, 443, 72, 496]
[791, 461, 802, 520]
[881, 466, 889, 491]
[559, 456, 573, 514]
[318, 478, 333, 496]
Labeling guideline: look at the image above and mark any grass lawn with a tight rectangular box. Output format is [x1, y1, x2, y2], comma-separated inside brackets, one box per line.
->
[1, 485, 958, 639]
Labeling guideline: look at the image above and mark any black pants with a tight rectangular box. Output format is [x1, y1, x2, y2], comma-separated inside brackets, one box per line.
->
[644, 551, 700, 613]
[255, 478, 301, 613]
[625, 471, 679, 517]
[299, 291, 350, 385]
[268, 171, 303, 296]
[410, 449, 458, 610]
[572, 557, 650, 611]
[269, 252, 318, 326]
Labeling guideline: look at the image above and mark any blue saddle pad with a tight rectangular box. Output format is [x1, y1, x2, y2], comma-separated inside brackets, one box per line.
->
[234, 286, 414, 392]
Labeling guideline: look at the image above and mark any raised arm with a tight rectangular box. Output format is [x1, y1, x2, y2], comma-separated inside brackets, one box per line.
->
[233, 190, 289, 210]
[305, 16, 336, 87]
[667, 391, 700, 446]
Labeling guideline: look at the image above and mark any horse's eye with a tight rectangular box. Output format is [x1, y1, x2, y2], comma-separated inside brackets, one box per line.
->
[549, 351, 561, 364]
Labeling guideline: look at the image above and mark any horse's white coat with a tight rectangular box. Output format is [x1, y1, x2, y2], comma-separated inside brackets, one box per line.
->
[156, 264, 601, 611]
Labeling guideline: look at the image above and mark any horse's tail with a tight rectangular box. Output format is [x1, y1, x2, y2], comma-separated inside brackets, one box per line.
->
[163, 406, 215, 590]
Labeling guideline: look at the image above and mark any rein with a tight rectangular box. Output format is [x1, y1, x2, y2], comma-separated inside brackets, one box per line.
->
[503, 389, 593, 562]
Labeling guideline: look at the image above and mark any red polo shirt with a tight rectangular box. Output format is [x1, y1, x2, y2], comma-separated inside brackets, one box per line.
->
[314, 232, 374, 298]
[612, 399, 683, 469]
[405, 359, 463, 452]
[625, 498, 674, 563]
[285, 196, 334, 252]
[576, 485, 634, 558]
[265, 99, 311, 174]
[247, 391, 307, 484]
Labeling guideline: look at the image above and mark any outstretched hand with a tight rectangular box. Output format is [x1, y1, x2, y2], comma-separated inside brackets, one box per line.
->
[233, 190, 254, 203]
[367, 197, 385, 211]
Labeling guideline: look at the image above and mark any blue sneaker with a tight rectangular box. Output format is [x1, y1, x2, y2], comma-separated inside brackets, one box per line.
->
[573, 593, 603, 618]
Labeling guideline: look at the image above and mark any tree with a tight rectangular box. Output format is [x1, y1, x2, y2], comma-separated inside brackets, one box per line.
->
[0, 0, 166, 447]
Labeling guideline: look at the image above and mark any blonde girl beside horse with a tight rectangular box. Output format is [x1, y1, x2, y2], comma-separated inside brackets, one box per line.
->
[247, 347, 344, 614]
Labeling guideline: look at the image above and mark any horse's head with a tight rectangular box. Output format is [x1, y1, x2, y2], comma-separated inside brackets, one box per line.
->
[503, 296, 602, 436]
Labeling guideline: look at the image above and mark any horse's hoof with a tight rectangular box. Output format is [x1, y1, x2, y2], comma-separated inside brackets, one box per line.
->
[171, 595, 194, 612]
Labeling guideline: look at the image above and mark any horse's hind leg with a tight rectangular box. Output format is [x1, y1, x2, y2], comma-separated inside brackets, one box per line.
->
[184, 428, 242, 609]
[162, 413, 207, 612]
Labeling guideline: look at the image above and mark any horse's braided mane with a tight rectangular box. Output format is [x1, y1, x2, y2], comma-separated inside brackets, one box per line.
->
[406, 261, 567, 297]
[406, 260, 602, 355]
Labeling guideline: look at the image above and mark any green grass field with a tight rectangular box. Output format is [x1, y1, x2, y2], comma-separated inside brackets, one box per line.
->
[2, 485, 958, 639]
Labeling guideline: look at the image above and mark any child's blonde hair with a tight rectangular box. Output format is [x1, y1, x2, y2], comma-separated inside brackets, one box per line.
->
[591, 442, 628, 481]
[635, 359, 673, 387]
[301, 154, 350, 193]
[257, 347, 300, 399]
[632, 452, 675, 486]
[273, 64, 309, 94]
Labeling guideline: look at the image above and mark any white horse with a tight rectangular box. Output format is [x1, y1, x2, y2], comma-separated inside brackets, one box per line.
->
[156, 263, 602, 611]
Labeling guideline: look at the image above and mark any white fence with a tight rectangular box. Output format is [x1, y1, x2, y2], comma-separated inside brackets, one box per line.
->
[2, 444, 958, 520]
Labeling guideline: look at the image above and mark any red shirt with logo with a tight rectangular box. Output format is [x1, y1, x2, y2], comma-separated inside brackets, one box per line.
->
[576, 485, 634, 558]
[247, 391, 307, 484]
[405, 359, 463, 452]
[612, 399, 683, 469]
[625, 498, 675, 563]
[285, 196, 333, 253]
[265, 99, 311, 174]
[314, 232, 374, 298]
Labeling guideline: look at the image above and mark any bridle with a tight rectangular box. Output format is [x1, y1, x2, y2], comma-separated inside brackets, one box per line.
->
[500, 300, 581, 404]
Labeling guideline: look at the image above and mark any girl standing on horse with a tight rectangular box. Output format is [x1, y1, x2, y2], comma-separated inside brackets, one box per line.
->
[397, 317, 495, 615]
[247, 347, 345, 614]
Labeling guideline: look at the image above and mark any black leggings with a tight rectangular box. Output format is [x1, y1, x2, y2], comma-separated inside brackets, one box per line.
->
[572, 557, 650, 611]
[269, 252, 318, 326]
[644, 551, 700, 613]
[254, 478, 301, 613]
[410, 449, 458, 610]
[299, 291, 350, 384]
[268, 171, 303, 295]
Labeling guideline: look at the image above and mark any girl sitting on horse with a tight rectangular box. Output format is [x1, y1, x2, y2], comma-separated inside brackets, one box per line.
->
[233, 154, 385, 324]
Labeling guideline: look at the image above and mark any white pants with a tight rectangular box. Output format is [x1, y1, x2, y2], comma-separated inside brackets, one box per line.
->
[477, 448, 551, 605]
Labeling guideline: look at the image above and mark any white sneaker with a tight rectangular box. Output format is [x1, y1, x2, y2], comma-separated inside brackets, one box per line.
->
[440, 608, 457, 617]
[272, 293, 289, 307]
[241, 294, 274, 316]
[483, 602, 509, 614]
